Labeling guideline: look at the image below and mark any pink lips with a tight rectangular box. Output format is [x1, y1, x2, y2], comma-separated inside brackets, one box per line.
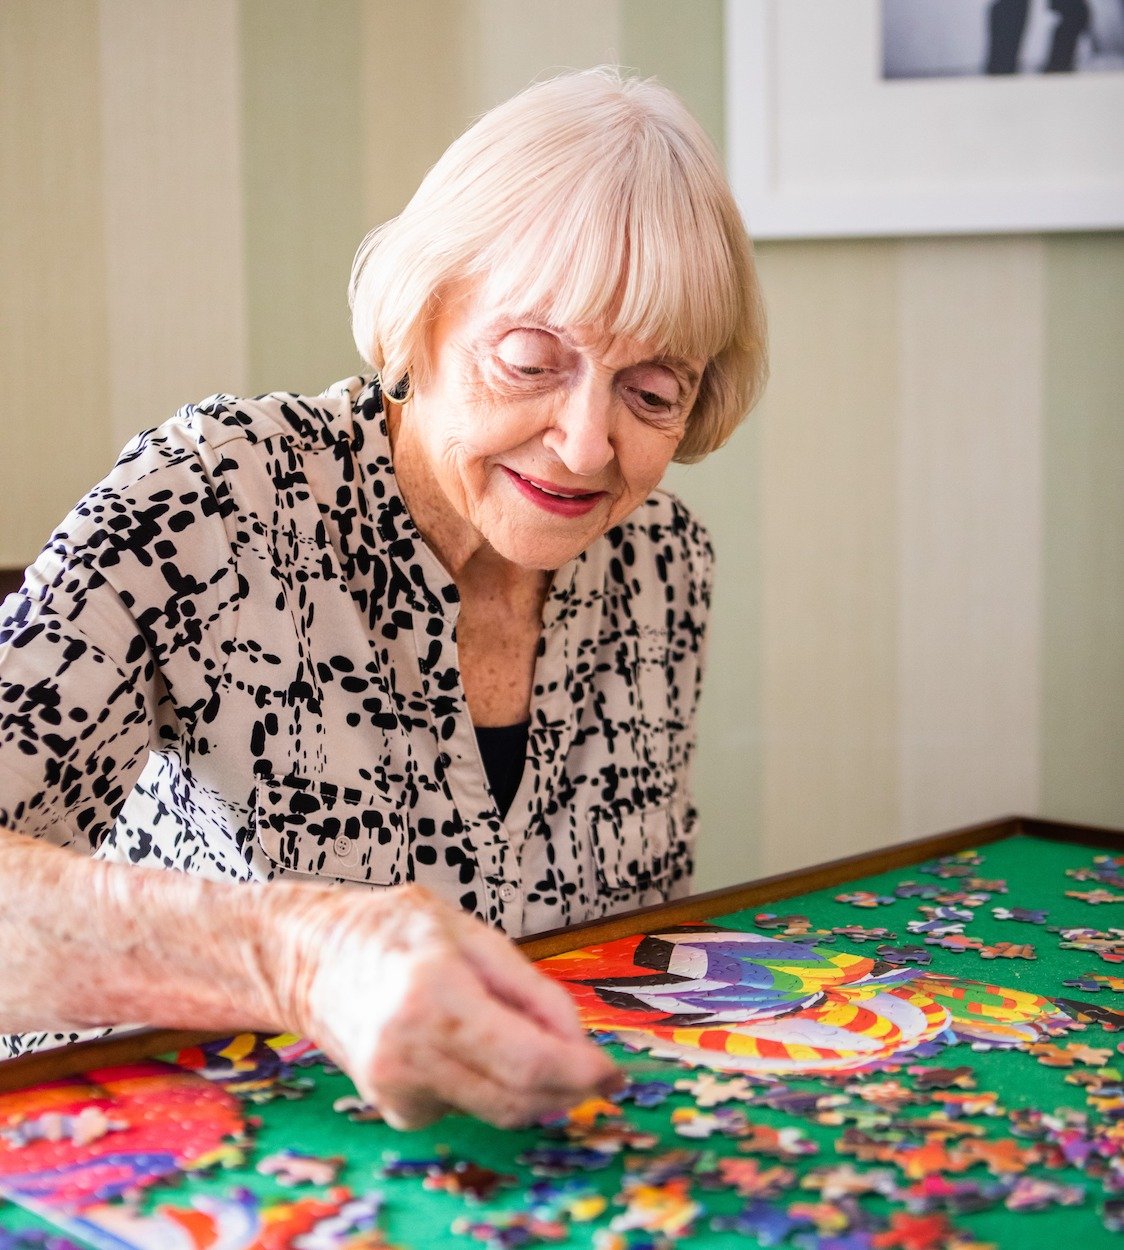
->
[501, 466, 606, 517]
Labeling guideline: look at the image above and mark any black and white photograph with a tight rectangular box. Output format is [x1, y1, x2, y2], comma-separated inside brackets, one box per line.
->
[883, 0, 1124, 79]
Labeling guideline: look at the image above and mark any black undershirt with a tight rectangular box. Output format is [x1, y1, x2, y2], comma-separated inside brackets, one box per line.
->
[474, 720, 530, 819]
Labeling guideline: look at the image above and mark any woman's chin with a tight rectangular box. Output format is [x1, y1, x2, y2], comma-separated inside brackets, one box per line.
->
[484, 524, 599, 572]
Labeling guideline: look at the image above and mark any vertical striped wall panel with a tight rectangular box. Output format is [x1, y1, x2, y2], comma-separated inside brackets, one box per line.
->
[1041, 235, 1124, 827]
[896, 238, 1044, 839]
[0, 0, 112, 565]
[755, 241, 903, 876]
[241, 0, 366, 394]
[97, 0, 248, 449]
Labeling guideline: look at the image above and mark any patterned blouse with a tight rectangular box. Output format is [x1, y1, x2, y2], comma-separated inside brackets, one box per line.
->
[0, 376, 713, 1053]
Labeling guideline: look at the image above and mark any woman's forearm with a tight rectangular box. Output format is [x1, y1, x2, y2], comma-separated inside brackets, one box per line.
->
[0, 825, 297, 1036]
[0, 826, 617, 1128]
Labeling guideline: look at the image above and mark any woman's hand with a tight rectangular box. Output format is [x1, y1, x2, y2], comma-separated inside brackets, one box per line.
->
[265, 883, 620, 1130]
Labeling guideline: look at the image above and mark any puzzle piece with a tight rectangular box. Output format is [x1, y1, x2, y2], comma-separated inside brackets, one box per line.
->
[515, 1144, 614, 1176]
[834, 925, 897, 943]
[332, 1095, 383, 1123]
[925, 1090, 1000, 1120]
[1055, 926, 1124, 963]
[1003, 1175, 1085, 1211]
[711, 1200, 813, 1244]
[611, 1178, 701, 1238]
[1062, 974, 1108, 993]
[257, 1149, 345, 1187]
[800, 1163, 897, 1200]
[710, 1157, 796, 1199]
[918, 905, 975, 924]
[907, 1066, 976, 1092]
[907, 919, 964, 936]
[451, 1212, 567, 1248]
[991, 906, 1047, 924]
[849, 1078, 919, 1107]
[933, 891, 993, 908]
[897, 1174, 1007, 1216]
[562, 1097, 622, 1129]
[739, 1122, 819, 1158]
[611, 1080, 675, 1109]
[381, 1150, 450, 1179]
[870, 1212, 957, 1250]
[1066, 889, 1124, 905]
[924, 933, 984, 953]
[424, 1160, 517, 1202]
[526, 1177, 607, 1223]
[670, 1106, 748, 1140]
[895, 881, 941, 900]
[875, 945, 931, 966]
[976, 942, 1036, 960]
[836, 892, 895, 909]
[957, 1137, 1037, 1175]
[673, 1073, 759, 1107]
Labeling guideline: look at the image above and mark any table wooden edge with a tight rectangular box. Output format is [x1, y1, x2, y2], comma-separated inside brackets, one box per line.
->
[2, 813, 1120, 1091]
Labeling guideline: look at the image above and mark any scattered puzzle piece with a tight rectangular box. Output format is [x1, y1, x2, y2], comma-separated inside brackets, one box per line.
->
[611, 1080, 675, 1109]
[673, 1073, 759, 1107]
[907, 1066, 976, 1092]
[711, 1199, 813, 1244]
[870, 1212, 957, 1250]
[257, 1149, 345, 1187]
[424, 1160, 517, 1202]
[875, 945, 931, 967]
[452, 1211, 567, 1248]
[991, 907, 1047, 924]
[1003, 1175, 1085, 1211]
[739, 1122, 820, 1158]
[1066, 889, 1124, 905]
[836, 892, 895, 909]
[976, 942, 1036, 960]
[834, 926, 897, 943]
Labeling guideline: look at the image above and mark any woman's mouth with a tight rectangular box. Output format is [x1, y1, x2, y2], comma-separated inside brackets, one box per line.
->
[501, 467, 606, 517]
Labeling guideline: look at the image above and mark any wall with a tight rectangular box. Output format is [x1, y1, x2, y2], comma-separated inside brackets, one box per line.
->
[2, 0, 1121, 886]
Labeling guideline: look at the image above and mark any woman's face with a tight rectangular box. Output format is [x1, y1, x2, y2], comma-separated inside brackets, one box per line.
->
[390, 287, 706, 573]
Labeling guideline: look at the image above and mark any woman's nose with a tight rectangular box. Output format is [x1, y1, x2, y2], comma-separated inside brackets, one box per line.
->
[541, 384, 615, 478]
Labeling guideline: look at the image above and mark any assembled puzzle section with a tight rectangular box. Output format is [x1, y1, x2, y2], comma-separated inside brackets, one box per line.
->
[0, 834, 1120, 1249]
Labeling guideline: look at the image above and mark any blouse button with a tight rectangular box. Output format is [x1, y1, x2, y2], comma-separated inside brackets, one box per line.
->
[498, 883, 517, 903]
[333, 835, 351, 857]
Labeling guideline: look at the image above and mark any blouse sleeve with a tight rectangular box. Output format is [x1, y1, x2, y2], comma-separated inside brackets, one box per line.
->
[0, 416, 245, 851]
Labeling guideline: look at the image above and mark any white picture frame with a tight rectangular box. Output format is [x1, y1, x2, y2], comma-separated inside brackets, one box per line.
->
[725, 0, 1124, 238]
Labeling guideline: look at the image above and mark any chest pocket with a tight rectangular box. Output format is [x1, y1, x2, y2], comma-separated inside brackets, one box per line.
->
[589, 804, 674, 893]
[255, 775, 407, 885]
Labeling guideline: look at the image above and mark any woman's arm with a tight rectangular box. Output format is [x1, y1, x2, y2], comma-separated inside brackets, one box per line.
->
[0, 826, 617, 1127]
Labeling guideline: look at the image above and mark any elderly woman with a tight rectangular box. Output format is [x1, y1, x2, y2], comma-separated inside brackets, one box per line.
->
[0, 68, 765, 1128]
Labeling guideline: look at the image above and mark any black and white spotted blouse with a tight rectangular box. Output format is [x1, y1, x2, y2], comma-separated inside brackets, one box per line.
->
[0, 376, 712, 1053]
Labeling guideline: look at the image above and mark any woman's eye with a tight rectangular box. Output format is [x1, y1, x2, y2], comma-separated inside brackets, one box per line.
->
[627, 386, 677, 414]
[495, 329, 559, 378]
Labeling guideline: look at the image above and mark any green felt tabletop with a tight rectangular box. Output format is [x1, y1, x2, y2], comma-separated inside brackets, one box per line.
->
[1, 833, 1121, 1249]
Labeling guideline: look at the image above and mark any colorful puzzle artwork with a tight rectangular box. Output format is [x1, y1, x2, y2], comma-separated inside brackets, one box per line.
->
[536, 931, 1068, 1074]
[0, 836, 1121, 1250]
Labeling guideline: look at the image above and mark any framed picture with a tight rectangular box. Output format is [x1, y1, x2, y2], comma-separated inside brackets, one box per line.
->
[725, 0, 1124, 238]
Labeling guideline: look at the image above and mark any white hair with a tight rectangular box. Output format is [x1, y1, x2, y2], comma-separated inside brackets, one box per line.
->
[349, 66, 767, 461]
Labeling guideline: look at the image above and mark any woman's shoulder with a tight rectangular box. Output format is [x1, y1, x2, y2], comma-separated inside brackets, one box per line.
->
[616, 487, 714, 567]
[164, 374, 383, 455]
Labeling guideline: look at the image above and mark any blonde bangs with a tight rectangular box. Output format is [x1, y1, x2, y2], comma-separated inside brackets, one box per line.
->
[475, 140, 736, 367]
